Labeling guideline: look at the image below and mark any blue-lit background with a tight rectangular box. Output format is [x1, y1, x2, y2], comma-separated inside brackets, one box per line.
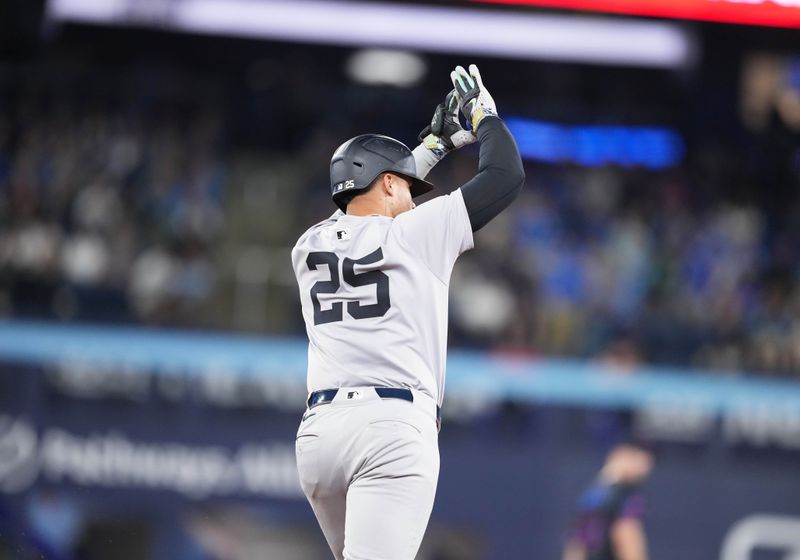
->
[1, 1, 800, 559]
[506, 118, 685, 169]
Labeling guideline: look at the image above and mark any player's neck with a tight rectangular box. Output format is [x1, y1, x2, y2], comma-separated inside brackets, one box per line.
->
[347, 196, 392, 218]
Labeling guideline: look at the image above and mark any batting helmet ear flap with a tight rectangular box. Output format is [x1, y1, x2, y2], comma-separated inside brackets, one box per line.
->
[330, 134, 434, 211]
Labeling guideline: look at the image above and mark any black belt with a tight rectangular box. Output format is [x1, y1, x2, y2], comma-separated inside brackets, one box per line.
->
[307, 387, 441, 422]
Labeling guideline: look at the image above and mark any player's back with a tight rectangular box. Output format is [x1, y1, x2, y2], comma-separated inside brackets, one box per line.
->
[291, 191, 473, 404]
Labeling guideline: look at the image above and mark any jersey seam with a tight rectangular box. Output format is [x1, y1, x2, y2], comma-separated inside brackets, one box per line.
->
[294, 217, 339, 248]
[450, 188, 475, 251]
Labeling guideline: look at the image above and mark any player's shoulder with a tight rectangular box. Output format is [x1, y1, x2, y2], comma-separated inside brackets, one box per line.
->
[397, 189, 465, 219]
[294, 215, 340, 250]
[391, 189, 468, 234]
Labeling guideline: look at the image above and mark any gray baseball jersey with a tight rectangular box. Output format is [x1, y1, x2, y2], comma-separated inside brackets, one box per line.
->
[291, 188, 473, 406]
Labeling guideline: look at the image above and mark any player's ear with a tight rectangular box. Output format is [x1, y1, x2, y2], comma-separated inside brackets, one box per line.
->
[382, 173, 395, 197]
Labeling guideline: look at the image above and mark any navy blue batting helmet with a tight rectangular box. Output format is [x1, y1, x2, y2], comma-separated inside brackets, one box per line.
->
[330, 134, 434, 211]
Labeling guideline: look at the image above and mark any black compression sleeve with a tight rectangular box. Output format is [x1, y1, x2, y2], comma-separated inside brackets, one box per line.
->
[460, 117, 525, 232]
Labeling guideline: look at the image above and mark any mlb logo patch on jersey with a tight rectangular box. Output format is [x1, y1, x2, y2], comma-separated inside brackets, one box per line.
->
[336, 228, 351, 240]
[346, 390, 362, 400]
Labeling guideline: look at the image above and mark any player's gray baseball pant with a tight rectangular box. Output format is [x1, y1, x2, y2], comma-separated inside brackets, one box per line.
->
[295, 387, 440, 560]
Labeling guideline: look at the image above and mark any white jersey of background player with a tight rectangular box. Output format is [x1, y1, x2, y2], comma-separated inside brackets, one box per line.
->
[292, 65, 524, 560]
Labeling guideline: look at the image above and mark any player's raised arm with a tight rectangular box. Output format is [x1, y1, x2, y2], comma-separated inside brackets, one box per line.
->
[611, 518, 649, 560]
[411, 89, 477, 179]
[452, 64, 525, 232]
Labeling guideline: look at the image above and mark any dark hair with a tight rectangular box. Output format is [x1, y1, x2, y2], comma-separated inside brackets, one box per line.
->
[338, 173, 385, 210]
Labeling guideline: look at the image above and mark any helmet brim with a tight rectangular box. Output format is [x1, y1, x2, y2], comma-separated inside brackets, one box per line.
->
[401, 174, 435, 200]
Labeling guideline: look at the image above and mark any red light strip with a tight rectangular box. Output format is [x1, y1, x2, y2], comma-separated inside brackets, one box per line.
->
[469, 0, 800, 28]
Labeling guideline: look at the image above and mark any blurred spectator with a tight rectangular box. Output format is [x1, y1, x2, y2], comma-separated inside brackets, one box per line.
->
[0, 64, 225, 326]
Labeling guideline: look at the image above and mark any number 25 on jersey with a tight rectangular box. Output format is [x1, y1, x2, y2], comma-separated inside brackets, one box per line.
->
[306, 247, 391, 325]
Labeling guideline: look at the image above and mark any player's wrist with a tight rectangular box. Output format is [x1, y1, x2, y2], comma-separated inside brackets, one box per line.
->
[468, 103, 496, 130]
[474, 114, 502, 136]
[412, 142, 442, 179]
[420, 133, 451, 159]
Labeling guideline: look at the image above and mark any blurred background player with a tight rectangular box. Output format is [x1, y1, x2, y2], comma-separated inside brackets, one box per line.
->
[563, 442, 655, 560]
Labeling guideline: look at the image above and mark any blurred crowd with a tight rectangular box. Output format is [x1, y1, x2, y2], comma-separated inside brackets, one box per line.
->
[1, 55, 798, 377]
[0, 65, 227, 327]
[449, 156, 800, 375]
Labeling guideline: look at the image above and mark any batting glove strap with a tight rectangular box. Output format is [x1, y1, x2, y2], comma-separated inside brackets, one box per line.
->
[420, 132, 450, 159]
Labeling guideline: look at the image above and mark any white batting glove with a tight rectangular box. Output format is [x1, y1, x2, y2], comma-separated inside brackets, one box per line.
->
[450, 64, 497, 132]
[417, 89, 477, 159]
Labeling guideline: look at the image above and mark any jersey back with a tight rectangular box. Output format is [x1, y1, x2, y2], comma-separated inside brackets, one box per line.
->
[291, 189, 473, 405]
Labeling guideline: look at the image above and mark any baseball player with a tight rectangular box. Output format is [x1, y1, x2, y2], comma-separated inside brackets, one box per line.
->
[563, 442, 655, 560]
[291, 64, 525, 560]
